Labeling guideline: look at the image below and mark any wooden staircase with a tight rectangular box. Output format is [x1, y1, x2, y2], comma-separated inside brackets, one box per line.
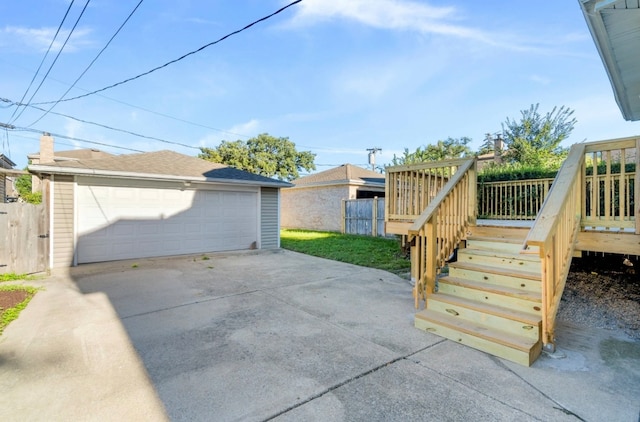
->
[414, 232, 543, 366]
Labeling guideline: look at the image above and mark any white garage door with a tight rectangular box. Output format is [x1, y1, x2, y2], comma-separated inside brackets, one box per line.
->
[76, 183, 258, 263]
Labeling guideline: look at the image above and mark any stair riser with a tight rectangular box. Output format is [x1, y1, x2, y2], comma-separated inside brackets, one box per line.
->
[427, 299, 541, 341]
[456, 251, 541, 273]
[415, 317, 541, 366]
[447, 268, 541, 293]
[438, 282, 542, 316]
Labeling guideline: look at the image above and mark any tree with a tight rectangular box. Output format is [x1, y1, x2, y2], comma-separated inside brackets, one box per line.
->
[15, 171, 41, 204]
[390, 137, 473, 166]
[501, 104, 576, 168]
[199, 133, 316, 181]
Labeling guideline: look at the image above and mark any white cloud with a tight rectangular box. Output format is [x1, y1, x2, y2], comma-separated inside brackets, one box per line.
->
[225, 119, 260, 137]
[530, 74, 551, 85]
[284, 0, 585, 54]
[1, 26, 93, 53]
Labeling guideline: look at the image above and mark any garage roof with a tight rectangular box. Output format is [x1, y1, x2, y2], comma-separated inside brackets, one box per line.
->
[291, 164, 384, 188]
[28, 150, 292, 188]
[579, 0, 640, 121]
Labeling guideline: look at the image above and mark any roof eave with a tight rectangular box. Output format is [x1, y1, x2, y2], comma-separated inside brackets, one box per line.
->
[28, 165, 291, 188]
[580, 0, 639, 121]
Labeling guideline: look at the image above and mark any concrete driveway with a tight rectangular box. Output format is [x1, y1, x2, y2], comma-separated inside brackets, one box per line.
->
[1, 249, 639, 421]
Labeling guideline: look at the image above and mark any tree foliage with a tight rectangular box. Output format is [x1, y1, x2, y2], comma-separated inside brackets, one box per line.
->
[198, 133, 316, 181]
[390, 137, 473, 166]
[14, 172, 41, 204]
[501, 104, 576, 168]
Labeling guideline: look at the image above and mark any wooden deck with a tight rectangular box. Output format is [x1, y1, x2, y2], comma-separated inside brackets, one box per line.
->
[385, 136, 639, 366]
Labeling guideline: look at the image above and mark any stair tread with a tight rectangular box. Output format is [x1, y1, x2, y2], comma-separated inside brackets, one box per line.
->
[466, 235, 526, 244]
[458, 247, 541, 262]
[448, 261, 541, 281]
[416, 309, 539, 352]
[439, 276, 542, 302]
[429, 292, 542, 325]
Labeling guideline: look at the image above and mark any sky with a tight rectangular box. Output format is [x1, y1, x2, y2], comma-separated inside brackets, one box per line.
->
[1, 0, 639, 174]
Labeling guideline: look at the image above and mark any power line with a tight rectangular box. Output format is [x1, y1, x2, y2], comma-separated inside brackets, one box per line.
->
[33, 0, 303, 105]
[0, 57, 252, 138]
[12, 126, 145, 153]
[2, 97, 199, 150]
[27, 0, 145, 127]
[10, 0, 92, 124]
[7, 0, 76, 123]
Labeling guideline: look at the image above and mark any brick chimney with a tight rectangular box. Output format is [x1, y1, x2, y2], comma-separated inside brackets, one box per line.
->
[32, 133, 54, 193]
[39, 133, 54, 164]
[494, 135, 504, 164]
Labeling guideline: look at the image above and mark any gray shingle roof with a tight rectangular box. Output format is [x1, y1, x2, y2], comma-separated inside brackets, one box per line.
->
[28, 149, 115, 162]
[291, 164, 384, 187]
[29, 150, 291, 187]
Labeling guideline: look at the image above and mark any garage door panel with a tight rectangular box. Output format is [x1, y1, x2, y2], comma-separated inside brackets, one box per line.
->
[77, 185, 257, 263]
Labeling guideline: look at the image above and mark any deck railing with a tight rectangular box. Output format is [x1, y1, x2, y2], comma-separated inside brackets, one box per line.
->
[407, 159, 477, 308]
[582, 137, 638, 232]
[524, 143, 586, 351]
[385, 159, 468, 223]
[478, 178, 554, 220]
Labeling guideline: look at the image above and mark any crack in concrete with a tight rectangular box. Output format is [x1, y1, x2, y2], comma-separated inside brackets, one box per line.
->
[261, 342, 444, 422]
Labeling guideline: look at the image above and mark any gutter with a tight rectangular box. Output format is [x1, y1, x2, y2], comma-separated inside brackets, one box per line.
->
[28, 165, 292, 189]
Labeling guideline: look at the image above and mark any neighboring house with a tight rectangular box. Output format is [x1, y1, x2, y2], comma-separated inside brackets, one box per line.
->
[28, 136, 291, 268]
[0, 154, 23, 202]
[281, 164, 385, 232]
[579, 0, 640, 121]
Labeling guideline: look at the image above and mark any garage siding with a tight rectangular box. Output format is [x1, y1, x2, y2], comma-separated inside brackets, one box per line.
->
[75, 178, 261, 263]
[52, 175, 75, 268]
[260, 187, 279, 249]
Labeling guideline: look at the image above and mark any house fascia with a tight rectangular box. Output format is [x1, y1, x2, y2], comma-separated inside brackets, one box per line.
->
[288, 179, 385, 190]
[28, 164, 292, 189]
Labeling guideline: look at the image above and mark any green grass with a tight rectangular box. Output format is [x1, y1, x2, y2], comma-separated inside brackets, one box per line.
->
[280, 229, 410, 274]
[0, 285, 38, 335]
[0, 273, 30, 282]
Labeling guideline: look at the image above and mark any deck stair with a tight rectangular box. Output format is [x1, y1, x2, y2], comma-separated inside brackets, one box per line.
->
[414, 233, 543, 366]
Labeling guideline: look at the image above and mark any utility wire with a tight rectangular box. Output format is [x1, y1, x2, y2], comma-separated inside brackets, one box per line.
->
[7, 0, 76, 123]
[13, 126, 145, 153]
[0, 57, 251, 137]
[27, 0, 145, 128]
[10, 0, 92, 125]
[3, 97, 199, 150]
[33, 0, 303, 105]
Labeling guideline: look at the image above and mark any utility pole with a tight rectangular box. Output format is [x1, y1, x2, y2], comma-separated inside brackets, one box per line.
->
[366, 147, 382, 171]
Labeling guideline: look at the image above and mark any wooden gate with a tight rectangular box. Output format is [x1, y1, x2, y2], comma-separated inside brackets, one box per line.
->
[343, 197, 387, 237]
[0, 203, 49, 274]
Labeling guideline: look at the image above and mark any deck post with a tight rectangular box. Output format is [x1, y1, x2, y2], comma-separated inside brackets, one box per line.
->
[636, 138, 640, 235]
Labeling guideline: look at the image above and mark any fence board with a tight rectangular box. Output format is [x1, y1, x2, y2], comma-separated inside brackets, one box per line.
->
[0, 203, 48, 274]
[343, 197, 387, 237]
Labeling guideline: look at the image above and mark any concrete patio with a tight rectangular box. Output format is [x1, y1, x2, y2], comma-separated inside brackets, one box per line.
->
[0, 249, 638, 421]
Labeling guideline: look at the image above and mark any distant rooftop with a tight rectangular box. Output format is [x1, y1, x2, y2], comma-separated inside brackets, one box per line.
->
[291, 164, 384, 187]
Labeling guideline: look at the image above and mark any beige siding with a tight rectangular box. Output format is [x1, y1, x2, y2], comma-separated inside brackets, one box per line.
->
[260, 187, 280, 249]
[52, 175, 75, 268]
[281, 185, 351, 232]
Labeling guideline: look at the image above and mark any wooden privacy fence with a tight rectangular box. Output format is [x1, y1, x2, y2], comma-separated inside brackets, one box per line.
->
[0, 203, 49, 274]
[342, 197, 387, 237]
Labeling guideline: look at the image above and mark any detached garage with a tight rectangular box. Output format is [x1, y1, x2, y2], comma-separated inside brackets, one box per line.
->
[29, 149, 290, 267]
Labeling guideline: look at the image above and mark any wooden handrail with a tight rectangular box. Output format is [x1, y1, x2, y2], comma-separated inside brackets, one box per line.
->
[387, 158, 471, 173]
[408, 159, 476, 239]
[525, 144, 586, 246]
[524, 143, 586, 351]
[408, 159, 476, 308]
